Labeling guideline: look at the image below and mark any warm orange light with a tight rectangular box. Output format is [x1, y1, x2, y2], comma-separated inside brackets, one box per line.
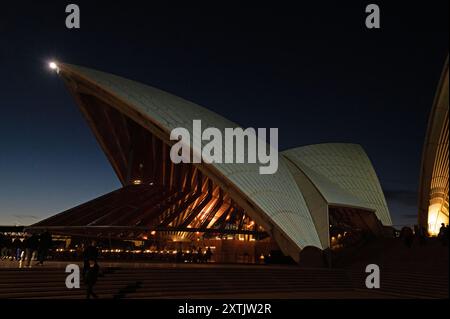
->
[427, 203, 448, 236]
[150, 231, 156, 236]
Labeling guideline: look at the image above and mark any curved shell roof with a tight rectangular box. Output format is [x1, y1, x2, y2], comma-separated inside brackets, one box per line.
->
[418, 57, 449, 230]
[53, 63, 393, 259]
[282, 143, 392, 225]
[59, 63, 323, 250]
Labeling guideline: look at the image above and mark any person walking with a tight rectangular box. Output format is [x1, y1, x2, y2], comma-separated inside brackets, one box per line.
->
[12, 237, 22, 261]
[84, 259, 100, 299]
[0, 234, 7, 260]
[36, 231, 52, 265]
[197, 247, 203, 263]
[21, 234, 30, 266]
[438, 223, 446, 246]
[439, 224, 449, 246]
[400, 226, 414, 248]
[82, 241, 98, 278]
[205, 247, 213, 263]
[1, 236, 12, 260]
[25, 233, 39, 267]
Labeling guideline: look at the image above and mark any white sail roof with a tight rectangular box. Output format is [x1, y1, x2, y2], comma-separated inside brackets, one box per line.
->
[60, 63, 324, 250]
[283, 143, 392, 225]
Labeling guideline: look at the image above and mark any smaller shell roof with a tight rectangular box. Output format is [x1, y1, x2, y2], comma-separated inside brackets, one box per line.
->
[285, 157, 371, 210]
[282, 143, 392, 225]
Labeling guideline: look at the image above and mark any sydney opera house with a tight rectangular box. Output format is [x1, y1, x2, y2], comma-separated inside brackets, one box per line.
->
[28, 63, 393, 263]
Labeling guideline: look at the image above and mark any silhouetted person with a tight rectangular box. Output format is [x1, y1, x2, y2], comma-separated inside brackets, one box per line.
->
[23, 233, 39, 267]
[438, 223, 445, 235]
[0, 234, 7, 260]
[400, 227, 414, 248]
[197, 247, 203, 263]
[36, 231, 52, 265]
[176, 250, 183, 263]
[12, 237, 22, 261]
[205, 247, 212, 262]
[438, 223, 449, 246]
[22, 235, 29, 264]
[418, 226, 428, 245]
[1, 236, 12, 260]
[84, 260, 100, 299]
[83, 241, 99, 278]
[438, 223, 446, 245]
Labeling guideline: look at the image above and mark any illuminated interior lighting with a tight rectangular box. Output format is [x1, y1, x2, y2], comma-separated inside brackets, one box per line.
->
[427, 203, 448, 236]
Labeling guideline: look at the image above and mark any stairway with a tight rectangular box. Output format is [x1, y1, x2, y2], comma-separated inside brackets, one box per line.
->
[0, 265, 355, 299]
[114, 267, 353, 298]
[343, 238, 449, 298]
[0, 238, 447, 299]
[0, 267, 123, 299]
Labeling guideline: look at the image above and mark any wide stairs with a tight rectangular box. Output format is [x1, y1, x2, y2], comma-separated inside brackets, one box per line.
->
[341, 237, 449, 298]
[0, 238, 447, 299]
[0, 265, 356, 299]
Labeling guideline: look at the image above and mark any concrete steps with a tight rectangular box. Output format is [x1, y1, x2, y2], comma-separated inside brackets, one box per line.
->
[342, 238, 449, 299]
[0, 238, 447, 299]
[119, 268, 353, 299]
[0, 266, 355, 299]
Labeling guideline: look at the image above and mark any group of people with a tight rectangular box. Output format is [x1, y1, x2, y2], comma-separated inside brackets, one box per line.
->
[0, 231, 52, 266]
[401, 223, 449, 248]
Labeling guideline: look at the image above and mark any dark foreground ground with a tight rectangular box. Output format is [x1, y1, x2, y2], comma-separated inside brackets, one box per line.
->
[0, 238, 448, 299]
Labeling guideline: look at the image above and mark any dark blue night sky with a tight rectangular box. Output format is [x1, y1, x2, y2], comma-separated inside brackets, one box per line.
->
[0, 1, 448, 227]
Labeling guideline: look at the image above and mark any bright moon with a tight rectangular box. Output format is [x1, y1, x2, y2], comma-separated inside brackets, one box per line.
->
[49, 62, 58, 70]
